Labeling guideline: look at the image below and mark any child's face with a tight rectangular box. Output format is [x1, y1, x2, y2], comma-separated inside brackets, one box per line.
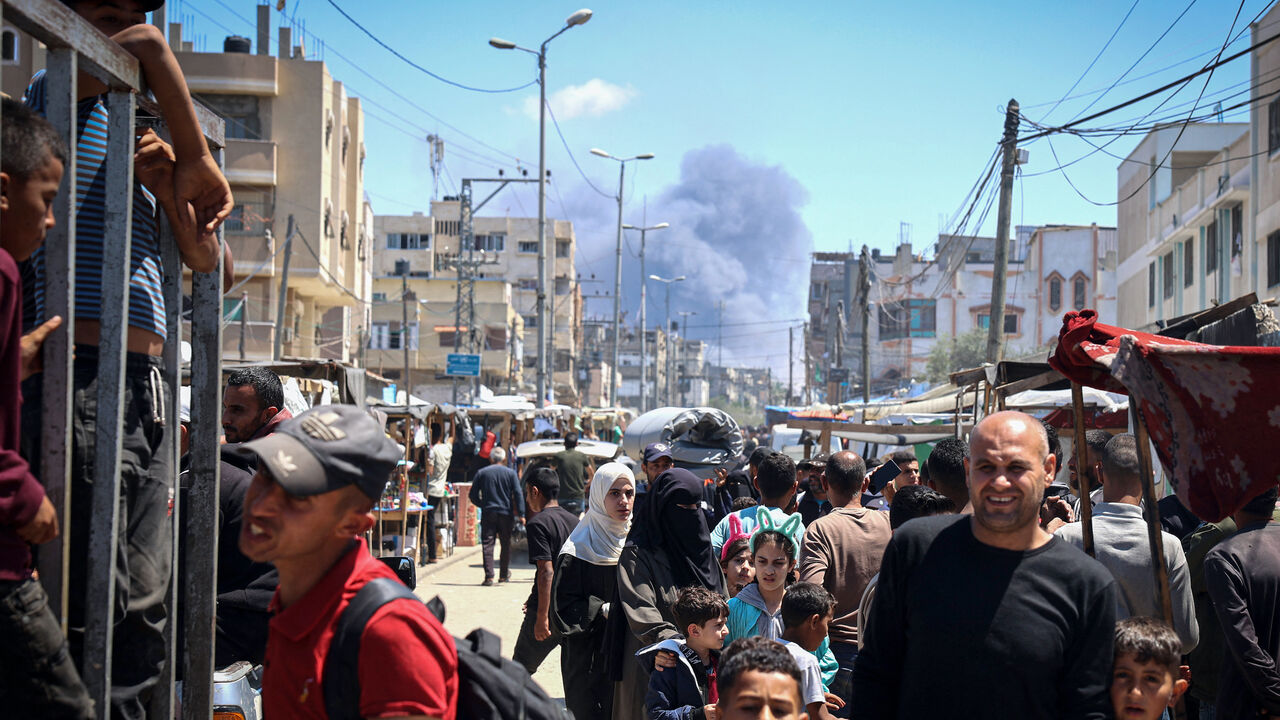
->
[688, 615, 730, 652]
[0, 156, 64, 262]
[723, 548, 755, 595]
[718, 670, 806, 720]
[753, 543, 793, 593]
[1111, 652, 1181, 720]
[74, 1, 148, 36]
[794, 609, 834, 653]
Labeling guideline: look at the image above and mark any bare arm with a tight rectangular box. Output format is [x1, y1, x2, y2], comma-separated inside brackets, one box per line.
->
[534, 559, 554, 641]
[133, 129, 219, 272]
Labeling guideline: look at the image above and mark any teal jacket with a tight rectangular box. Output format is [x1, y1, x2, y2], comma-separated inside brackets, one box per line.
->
[725, 584, 837, 689]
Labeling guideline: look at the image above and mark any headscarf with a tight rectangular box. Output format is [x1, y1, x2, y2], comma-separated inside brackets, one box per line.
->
[631, 468, 723, 593]
[560, 462, 634, 566]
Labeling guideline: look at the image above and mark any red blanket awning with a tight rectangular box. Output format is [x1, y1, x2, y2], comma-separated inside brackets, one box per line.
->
[1049, 309, 1280, 522]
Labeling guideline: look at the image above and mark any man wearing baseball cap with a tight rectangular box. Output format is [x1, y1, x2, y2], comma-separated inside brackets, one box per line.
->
[237, 405, 458, 719]
[640, 442, 674, 484]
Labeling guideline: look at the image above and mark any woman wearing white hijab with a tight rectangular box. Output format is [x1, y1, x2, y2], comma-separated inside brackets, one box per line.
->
[552, 462, 635, 720]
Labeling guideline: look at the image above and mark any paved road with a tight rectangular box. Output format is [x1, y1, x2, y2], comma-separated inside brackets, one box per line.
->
[412, 542, 567, 704]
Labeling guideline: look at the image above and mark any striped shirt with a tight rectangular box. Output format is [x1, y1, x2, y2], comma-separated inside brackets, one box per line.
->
[22, 71, 167, 339]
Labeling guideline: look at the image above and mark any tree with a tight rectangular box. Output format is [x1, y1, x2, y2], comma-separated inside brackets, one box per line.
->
[925, 329, 990, 383]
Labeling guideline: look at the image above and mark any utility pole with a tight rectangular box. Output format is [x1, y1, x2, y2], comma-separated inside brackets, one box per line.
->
[803, 322, 811, 405]
[402, 273, 412, 404]
[272, 215, 295, 361]
[986, 98, 1020, 364]
[831, 301, 844, 404]
[238, 291, 248, 361]
[508, 316, 517, 396]
[859, 245, 872, 403]
[788, 326, 794, 405]
[717, 300, 724, 367]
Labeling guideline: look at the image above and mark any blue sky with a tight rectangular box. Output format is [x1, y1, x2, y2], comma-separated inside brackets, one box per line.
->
[179, 0, 1271, 377]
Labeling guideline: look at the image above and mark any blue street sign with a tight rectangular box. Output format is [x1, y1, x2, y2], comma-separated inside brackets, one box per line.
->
[446, 353, 482, 377]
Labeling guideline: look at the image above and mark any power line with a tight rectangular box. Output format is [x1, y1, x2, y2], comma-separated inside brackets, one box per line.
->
[1040, 0, 1142, 122]
[324, 0, 538, 94]
[544, 99, 614, 199]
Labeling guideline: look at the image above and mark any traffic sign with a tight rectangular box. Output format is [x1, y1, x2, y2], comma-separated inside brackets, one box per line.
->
[446, 353, 481, 377]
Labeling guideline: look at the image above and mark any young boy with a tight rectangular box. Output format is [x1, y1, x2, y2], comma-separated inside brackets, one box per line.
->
[639, 585, 730, 720]
[716, 636, 808, 720]
[0, 98, 92, 718]
[21, 3, 231, 717]
[779, 582, 844, 720]
[1111, 616, 1189, 720]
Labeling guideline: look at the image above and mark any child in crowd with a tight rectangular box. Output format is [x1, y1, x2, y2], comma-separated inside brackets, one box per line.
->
[638, 586, 730, 720]
[716, 636, 807, 720]
[779, 583, 845, 720]
[719, 515, 755, 598]
[0, 98, 90, 718]
[726, 512, 837, 688]
[1111, 617, 1189, 720]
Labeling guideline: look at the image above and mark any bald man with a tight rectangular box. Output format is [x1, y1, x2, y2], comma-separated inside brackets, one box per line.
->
[851, 411, 1118, 720]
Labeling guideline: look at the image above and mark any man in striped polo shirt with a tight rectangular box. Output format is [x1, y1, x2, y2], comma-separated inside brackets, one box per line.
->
[20, 2, 232, 717]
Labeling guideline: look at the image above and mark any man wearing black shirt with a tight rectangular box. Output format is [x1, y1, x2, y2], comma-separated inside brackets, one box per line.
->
[852, 411, 1117, 720]
[512, 467, 579, 675]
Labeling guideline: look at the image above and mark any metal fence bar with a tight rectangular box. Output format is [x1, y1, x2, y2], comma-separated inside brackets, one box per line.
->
[3, 0, 139, 89]
[36, 46, 77, 625]
[183, 152, 225, 719]
[81, 89, 135, 711]
[150, 211, 181, 720]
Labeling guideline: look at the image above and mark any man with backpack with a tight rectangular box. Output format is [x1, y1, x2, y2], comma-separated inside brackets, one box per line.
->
[237, 404, 459, 719]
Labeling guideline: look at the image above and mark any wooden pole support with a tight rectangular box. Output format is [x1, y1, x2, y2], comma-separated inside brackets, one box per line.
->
[1071, 383, 1096, 558]
[1133, 412, 1175, 625]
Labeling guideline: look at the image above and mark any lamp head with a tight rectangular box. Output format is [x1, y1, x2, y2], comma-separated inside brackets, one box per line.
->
[589, 148, 611, 159]
[648, 274, 662, 281]
[488, 37, 517, 49]
[622, 224, 636, 230]
[566, 8, 593, 26]
[675, 276, 686, 282]
[636, 153, 655, 160]
[654, 222, 670, 229]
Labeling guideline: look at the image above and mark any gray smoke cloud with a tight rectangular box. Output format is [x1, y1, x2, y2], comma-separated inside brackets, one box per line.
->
[567, 143, 813, 374]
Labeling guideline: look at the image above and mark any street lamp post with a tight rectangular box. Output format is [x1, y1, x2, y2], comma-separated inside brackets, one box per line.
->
[490, 8, 592, 407]
[649, 274, 684, 408]
[676, 310, 697, 406]
[623, 222, 668, 413]
[591, 149, 654, 408]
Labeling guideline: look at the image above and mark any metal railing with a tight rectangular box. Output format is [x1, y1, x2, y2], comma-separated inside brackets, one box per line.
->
[1, 1, 225, 718]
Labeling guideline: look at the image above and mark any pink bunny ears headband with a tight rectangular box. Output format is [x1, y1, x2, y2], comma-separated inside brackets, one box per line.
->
[720, 514, 751, 562]
[749, 511, 803, 562]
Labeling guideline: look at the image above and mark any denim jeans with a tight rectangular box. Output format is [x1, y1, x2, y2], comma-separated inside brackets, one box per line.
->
[830, 640, 859, 718]
[0, 578, 95, 719]
[22, 348, 172, 720]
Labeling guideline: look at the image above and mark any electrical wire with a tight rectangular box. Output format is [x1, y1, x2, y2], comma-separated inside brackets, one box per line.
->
[324, 0, 538, 94]
[543, 99, 614, 199]
[1040, 0, 1143, 122]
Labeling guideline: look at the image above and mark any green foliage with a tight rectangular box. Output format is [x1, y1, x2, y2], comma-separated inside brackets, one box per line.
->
[925, 329, 991, 383]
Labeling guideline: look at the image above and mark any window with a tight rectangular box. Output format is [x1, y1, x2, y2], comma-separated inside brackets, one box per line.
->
[1048, 277, 1062, 312]
[1207, 220, 1219, 273]
[485, 326, 507, 351]
[1270, 96, 1280, 155]
[340, 212, 349, 249]
[517, 278, 538, 291]
[475, 233, 505, 252]
[434, 219, 459, 236]
[341, 126, 350, 165]
[369, 323, 389, 349]
[2, 29, 18, 63]
[1183, 238, 1194, 287]
[555, 277, 570, 295]
[810, 283, 824, 300]
[1231, 204, 1243, 261]
[393, 259, 410, 276]
[386, 233, 430, 250]
[372, 292, 387, 302]
[225, 197, 267, 235]
[325, 110, 334, 148]
[878, 303, 908, 340]
[556, 240, 571, 258]
[1148, 263, 1156, 307]
[1268, 231, 1280, 287]
[523, 314, 538, 329]
[1073, 276, 1087, 309]
[518, 241, 538, 254]
[324, 204, 333, 237]
[908, 298, 936, 336]
[222, 297, 244, 322]
[1162, 253, 1174, 299]
[974, 313, 1017, 333]
[437, 328, 458, 347]
[198, 94, 261, 140]
[1148, 156, 1158, 210]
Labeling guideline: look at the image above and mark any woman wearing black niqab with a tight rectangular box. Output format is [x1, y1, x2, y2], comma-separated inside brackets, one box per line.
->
[604, 468, 726, 720]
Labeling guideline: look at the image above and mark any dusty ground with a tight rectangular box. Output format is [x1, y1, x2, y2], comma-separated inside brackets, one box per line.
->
[413, 541, 567, 704]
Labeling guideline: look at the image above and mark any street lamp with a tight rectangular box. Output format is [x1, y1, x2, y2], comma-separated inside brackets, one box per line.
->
[490, 7, 592, 407]
[592, 149, 654, 408]
[623, 222, 668, 412]
[676, 310, 697, 406]
[649, 274, 685, 408]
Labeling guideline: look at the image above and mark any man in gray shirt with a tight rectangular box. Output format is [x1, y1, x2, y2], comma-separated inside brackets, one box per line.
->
[1055, 433, 1198, 654]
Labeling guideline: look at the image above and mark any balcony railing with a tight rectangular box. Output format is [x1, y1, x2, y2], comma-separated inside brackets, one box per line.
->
[1, 1, 225, 718]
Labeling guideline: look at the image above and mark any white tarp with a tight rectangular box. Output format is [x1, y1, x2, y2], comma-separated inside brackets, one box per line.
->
[1003, 387, 1128, 412]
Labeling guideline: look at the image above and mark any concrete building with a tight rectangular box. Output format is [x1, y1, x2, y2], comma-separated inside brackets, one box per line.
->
[807, 224, 1117, 399]
[1115, 4, 1280, 329]
[708, 365, 771, 410]
[614, 326, 670, 410]
[364, 274, 522, 403]
[174, 14, 371, 362]
[373, 201, 582, 402]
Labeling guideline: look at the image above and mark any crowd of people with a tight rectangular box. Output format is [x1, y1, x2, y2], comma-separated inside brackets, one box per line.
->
[1, 2, 1278, 719]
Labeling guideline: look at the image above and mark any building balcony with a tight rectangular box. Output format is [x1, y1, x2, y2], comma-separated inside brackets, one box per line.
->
[179, 51, 278, 95]
[225, 139, 276, 186]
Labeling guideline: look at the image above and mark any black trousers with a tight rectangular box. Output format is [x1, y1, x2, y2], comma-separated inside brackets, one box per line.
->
[0, 578, 95, 719]
[511, 590, 559, 675]
[480, 512, 514, 580]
